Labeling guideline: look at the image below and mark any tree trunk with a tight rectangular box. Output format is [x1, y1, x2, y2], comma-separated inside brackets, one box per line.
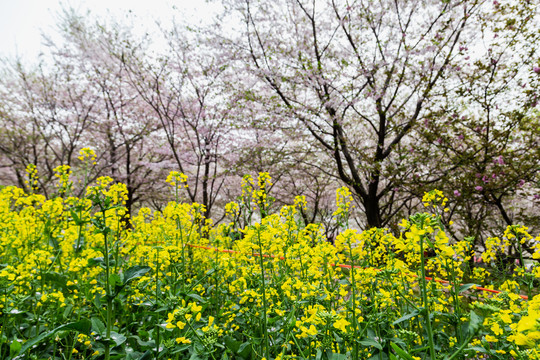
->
[363, 194, 382, 229]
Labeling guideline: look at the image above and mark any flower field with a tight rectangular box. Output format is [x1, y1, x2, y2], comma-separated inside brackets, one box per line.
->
[1, 160, 540, 359]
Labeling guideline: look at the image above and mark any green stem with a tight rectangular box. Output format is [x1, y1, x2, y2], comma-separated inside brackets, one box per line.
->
[290, 330, 307, 359]
[348, 240, 358, 360]
[420, 234, 436, 360]
[256, 226, 270, 360]
[448, 258, 461, 343]
[155, 247, 160, 359]
[516, 234, 525, 269]
[102, 208, 111, 360]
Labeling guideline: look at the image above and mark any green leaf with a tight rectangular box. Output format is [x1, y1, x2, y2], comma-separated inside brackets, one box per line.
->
[91, 317, 105, 335]
[458, 283, 477, 294]
[89, 257, 106, 268]
[392, 310, 420, 325]
[187, 293, 207, 304]
[328, 353, 349, 360]
[123, 266, 152, 285]
[110, 331, 127, 346]
[139, 350, 154, 360]
[410, 346, 430, 354]
[94, 291, 103, 309]
[10, 340, 21, 357]
[171, 343, 191, 354]
[358, 339, 383, 350]
[70, 210, 84, 225]
[131, 335, 155, 348]
[20, 319, 91, 354]
[189, 351, 205, 360]
[62, 304, 74, 320]
[237, 342, 252, 358]
[390, 343, 415, 360]
[42, 272, 69, 291]
[109, 274, 122, 289]
[468, 310, 482, 335]
[223, 336, 241, 353]
[466, 345, 487, 353]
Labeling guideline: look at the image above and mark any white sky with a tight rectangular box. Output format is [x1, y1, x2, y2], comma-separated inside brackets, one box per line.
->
[0, 0, 218, 60]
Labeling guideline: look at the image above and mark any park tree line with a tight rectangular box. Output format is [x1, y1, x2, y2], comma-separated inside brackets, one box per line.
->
[0, 0, 538, 250]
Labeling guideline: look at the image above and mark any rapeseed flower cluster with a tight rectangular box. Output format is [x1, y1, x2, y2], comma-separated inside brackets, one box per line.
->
[1, 160, 539, 359]
[24, 163, 40, 193]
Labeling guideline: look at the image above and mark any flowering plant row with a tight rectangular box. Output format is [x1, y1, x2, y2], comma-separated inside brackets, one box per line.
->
[1, 152, 539, 359]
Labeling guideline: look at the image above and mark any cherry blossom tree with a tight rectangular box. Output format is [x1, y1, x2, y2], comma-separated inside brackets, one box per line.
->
[1, 1, 538, 237]
[0, 57, 98, 196]
[51, 10, 168, 214]
[118, 22, 243, 218]
[217, 0, 539, 229]
[413, 0, 540, 244]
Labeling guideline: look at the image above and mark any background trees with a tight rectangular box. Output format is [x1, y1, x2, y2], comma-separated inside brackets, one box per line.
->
[0, 55, 97, 196]
[415, 0, 540, 243]
[218, 0, 482, 228]
[218, 0, 539, 232]
[0, 1, 538, 237]
[54, 11, 167, 214]
[118, 24, 240, 218]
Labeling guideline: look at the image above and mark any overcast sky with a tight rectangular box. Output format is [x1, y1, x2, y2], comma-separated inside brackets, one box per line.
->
[0, 0, 217, 60]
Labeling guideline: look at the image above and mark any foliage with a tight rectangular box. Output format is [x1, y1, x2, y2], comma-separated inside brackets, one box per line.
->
[1, 160, 540, 359]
